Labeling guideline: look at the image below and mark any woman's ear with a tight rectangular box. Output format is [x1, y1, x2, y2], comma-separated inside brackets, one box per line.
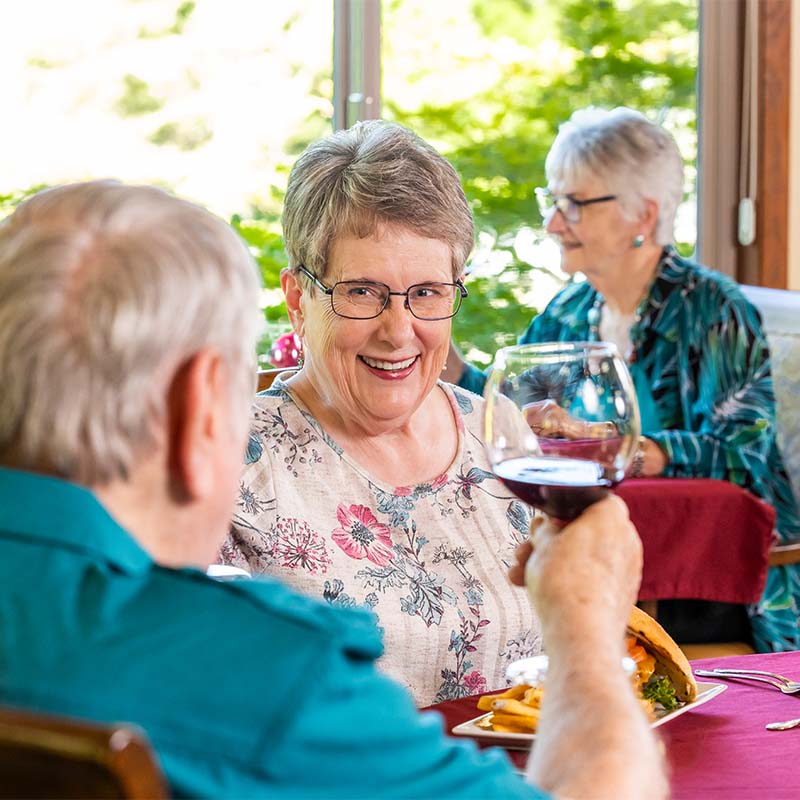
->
[639, 198, 659, 240]
[281, 268, 304, 335]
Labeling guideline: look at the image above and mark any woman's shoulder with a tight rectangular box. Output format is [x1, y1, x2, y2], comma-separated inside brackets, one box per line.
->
[514, 281, 595, 348]
[441, 382, 528, 452]
[664, 248, 741, 299]
[542, 279, 595, 317]
[246, 382, 331, 470]
[526, 280, 596, 341]
[251, 381, 312, 426]
[442, 380, 485, 416]
[662, 249, 759, 321]
[253, 381, 291, 408]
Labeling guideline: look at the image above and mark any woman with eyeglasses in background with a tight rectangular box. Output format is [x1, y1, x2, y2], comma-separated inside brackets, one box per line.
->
[221, 121, 542, 705]
[446, 106, 800, 653]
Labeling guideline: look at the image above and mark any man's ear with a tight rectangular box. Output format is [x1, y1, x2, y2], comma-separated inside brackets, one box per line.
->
[281, 268, 304, 335]
[166, 349, 226, 503]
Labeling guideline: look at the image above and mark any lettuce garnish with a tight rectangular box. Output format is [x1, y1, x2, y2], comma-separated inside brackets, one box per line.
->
[642, 675, 679, 711]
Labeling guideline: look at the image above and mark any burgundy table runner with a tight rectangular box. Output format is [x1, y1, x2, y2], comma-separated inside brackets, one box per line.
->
[423, 649, 800, 800]
[616, 478, 775, 603]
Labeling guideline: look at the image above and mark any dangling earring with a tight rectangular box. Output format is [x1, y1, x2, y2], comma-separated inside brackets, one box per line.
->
[292, 333, 304, 368]
[632, 234, 645, 248]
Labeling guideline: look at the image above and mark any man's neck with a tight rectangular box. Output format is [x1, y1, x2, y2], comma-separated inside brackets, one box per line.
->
[93, 464, 208, 570]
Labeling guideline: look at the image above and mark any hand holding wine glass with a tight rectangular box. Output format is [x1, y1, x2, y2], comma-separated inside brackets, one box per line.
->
[484, 342, 641, 521]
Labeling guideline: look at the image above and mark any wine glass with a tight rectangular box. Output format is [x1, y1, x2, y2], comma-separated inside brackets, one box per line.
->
[484, 341, 641, 520]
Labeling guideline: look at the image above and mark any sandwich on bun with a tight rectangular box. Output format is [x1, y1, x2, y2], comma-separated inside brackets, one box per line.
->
[626, 604, 697, 711]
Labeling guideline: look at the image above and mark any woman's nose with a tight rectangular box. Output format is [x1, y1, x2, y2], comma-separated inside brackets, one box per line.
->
[378, 296, 415, 343]
[545, 208, 565, 235]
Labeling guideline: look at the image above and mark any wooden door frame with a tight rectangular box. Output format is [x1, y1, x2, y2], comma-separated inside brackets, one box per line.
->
[698, 0, 791, 288]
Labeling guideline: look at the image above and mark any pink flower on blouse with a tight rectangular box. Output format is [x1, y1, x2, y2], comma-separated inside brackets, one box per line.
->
[463, 670, 487, 695]
[331, 504, 394, 566]
[273, 517, 332, 573]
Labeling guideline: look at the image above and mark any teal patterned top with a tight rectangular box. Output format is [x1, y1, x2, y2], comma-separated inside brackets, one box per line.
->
[459, 247, 800, 651]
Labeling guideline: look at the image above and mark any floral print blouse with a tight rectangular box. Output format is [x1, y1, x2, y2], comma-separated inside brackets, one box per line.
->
[221, 381, 542, 705]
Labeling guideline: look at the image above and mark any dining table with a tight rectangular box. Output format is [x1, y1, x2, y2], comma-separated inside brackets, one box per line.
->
[423, 649, 800, 799]
[615, 477, 775, 604]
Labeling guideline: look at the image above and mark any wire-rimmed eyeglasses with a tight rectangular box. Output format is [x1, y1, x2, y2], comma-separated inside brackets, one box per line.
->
[297, 265, 468, 321]
[535, 187, 617, 224]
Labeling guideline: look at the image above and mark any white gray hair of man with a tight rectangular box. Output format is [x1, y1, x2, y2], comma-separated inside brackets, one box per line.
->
[545, 106, 684, 246]
[282, 119, 475, 282]
[0, 180, 262, 485]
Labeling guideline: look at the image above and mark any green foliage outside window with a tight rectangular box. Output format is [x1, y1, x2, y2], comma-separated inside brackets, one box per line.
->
[239, 0, 698, 368]
[229, 208, 290, 362]
[114, 75, 165, 117]
[384, 0, 698, 368]
[2, 0, 697, 371]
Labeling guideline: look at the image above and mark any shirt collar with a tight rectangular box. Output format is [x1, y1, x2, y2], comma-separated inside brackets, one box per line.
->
[557, 246, 689, 341]
[0, 467, 153, 575]
[638, 246, 691, 340]
[551, 281, 599, 334]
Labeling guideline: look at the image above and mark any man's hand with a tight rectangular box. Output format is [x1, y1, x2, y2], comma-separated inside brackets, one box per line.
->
[520, 497, 667, 799]
[514, 496, 642, 644]
[508, 518, 541, 587]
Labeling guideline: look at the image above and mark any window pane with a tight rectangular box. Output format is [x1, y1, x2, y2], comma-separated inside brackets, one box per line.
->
[1, 0, 334, 363]
[383, 0, 699, 370]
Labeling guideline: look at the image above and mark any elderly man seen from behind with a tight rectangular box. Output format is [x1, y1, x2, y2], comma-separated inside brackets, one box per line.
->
[0, 181, 666, 799]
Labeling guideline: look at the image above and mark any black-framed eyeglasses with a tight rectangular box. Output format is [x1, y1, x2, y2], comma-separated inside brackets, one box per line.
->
[535, 187, 617, 224]
[297, 265, 468, 321]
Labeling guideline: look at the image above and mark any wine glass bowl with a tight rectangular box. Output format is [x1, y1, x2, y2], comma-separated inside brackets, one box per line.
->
[484, 342, 641, 520]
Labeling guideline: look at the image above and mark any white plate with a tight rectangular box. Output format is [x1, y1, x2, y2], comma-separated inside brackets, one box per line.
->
[451, 680, 727, 749]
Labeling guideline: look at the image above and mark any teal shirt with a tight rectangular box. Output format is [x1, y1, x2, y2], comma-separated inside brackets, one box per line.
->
[0, 467, 545, 799]
[460, 248, 800, 651]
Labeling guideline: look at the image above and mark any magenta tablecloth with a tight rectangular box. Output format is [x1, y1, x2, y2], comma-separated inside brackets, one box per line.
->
[615, 478, 775, 603]
[424, 650, 800, 799]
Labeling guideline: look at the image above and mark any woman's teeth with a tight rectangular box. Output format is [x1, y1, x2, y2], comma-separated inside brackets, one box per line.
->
[361, 355, 416, 371]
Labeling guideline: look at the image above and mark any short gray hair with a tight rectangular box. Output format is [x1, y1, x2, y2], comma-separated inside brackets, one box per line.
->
[282, 120, 474, 280]
[0, 181, 261, 484]
[545, 107, 684, 246]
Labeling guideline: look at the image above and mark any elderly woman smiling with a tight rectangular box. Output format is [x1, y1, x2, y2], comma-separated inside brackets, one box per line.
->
[449, 107, 800, 652]
[222, 121, 541, 705]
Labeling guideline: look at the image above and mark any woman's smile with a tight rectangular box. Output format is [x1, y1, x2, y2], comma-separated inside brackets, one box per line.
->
[359, 353, 419, 379]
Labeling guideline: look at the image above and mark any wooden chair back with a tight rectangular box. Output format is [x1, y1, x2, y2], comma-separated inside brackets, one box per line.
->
[741, 284, 800, 568]
[0, 705, 168, 799]
[769, 542, 800, 566]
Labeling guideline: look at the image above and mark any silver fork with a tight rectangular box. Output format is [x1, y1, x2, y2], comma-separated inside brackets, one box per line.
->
[694, 668, 800, 694]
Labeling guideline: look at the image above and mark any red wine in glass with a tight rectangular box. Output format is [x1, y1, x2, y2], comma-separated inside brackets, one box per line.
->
[494, 455, 618, 521]
[484, 342, 640, 520]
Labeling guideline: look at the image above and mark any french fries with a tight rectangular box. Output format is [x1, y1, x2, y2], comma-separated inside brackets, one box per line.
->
[474, 607, 693, 737]
[475, 684, 543, 734]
